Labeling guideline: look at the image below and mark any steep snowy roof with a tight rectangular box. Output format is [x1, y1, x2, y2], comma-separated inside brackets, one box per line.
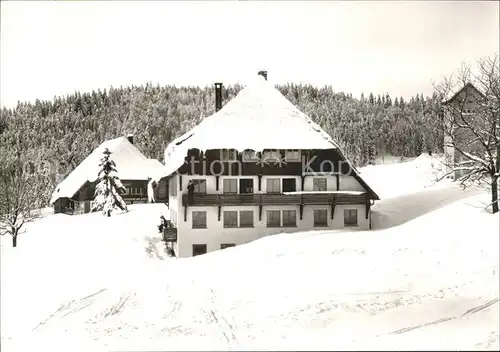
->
[155, 76, 335, 175]
[50, 137, 164, 204]
[153, 74, 379, 200]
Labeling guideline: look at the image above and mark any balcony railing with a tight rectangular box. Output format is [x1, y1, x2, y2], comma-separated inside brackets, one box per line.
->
[181, 192, 367, 207]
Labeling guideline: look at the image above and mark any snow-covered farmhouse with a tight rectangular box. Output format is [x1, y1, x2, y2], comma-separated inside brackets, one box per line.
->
[442, 82, 486, 180]
[151, 71, 380, 258]
[51, 135, 164, 214]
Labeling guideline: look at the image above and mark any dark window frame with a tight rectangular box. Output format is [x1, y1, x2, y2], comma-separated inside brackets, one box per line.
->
[266, 210, 281, 228]
[282, 178, 297, 193]
[282, 210, 297, 227]
[223, 178, 238, 194]
[239, 210, 254, 228]
[221, 149, 237, 161]
[266, 178, 281, 193]
[239, 178, 254, 194]
[221, 243, 236, 249]
[314, 209, 328, 227]
[285, 149, 301, 162]
[223, 210, 238, 228]
[242, 150, 259, 162]
[192, 211, 207, 229]
[344, 209, 358, 227]
[313, 178, 327, 191]
[192, 244, 207, 256]
[192, 179, 207, 194]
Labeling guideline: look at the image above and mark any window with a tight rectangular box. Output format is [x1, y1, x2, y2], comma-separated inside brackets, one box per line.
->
[239, 210, 254, 227]
[239, 179, 254, 194]
[192, 244, 207, 256]
[267, 178, 281, 193]
[221, 149, 237, 161]
[170, 177, 177, 196]
[223, 211, 238, 228]
[282, 210, 297, 227]
[221, 243, 236, 249]
[242, 150, 259, 162]
[263, 150, 281, 162]
[344, 209, 358, 227]
[267, 210, 281, 227]
[314, 209, 328, 227]
[170, 209, 177, 227]
[192, 179, 206, 193]
[282, 178, 296, 193]
[313, 178, 327, 191]
[285, 150, 301, 162]
[192, 211, 207, 229]
[129, 187, 141, 195]
[223, 179, 237, 194]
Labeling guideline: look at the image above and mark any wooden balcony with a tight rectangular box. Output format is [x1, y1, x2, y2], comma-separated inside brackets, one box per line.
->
[181, 192, 371, 222]
[181, 193, 367, 207]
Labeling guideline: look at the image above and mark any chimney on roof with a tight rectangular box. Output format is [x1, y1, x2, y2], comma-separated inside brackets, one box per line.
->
[127, 133, 134, 145]
[214, 82, 223, 112]
[258, 70, 267, 80]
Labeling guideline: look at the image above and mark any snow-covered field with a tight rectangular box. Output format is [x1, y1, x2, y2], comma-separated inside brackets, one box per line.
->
[361, 153, 451, 199]
[1, 154, 499, 351]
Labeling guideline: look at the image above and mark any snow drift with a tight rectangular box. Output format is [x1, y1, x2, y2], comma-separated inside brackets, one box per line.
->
[1, 157, 498, 351]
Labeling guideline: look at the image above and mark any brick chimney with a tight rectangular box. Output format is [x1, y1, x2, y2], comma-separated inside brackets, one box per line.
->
[127, 133, 134, 145]
[258, 70, 267, 80]
[214, 83, 223, 112]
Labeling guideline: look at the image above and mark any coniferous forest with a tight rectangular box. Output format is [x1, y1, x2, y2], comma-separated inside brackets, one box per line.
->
[0, 83, 444, 205]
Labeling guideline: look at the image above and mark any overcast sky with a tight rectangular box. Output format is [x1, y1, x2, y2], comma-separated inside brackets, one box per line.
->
[1, 1, 498, 108]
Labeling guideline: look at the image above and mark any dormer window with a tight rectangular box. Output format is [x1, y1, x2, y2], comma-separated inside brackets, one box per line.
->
[242, 150, 259, 162]
[285, 150, 301, 162]
[220, 149, 237, 161]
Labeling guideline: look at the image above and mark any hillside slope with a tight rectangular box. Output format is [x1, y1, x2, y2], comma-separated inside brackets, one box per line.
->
[1, 156, 498, 351]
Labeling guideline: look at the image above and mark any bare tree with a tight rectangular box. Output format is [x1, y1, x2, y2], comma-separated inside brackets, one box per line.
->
[0, 148, 50, 247]
[435, 54, 500, 213]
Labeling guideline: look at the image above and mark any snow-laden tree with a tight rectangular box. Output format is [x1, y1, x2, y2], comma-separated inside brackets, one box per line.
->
[91, 148, 128, 217]
[0, 147, 51, 247]
[435, 54, 500, 213]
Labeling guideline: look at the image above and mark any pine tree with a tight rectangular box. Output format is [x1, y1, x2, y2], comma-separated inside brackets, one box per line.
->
[91, 148, 128, 217]
[384, 93, 392, 107]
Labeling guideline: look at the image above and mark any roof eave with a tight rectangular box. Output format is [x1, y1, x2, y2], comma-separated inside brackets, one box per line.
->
[442, 83, 486, 105]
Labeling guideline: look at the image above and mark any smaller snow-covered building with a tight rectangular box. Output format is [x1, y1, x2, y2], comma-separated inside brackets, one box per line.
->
[151, 71, 380, 258]
[50, 135, 164, 214]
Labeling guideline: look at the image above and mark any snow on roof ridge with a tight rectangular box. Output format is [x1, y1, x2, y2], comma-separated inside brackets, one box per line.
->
[50, 136, 163, 204]
[159, 76, 338, 165]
